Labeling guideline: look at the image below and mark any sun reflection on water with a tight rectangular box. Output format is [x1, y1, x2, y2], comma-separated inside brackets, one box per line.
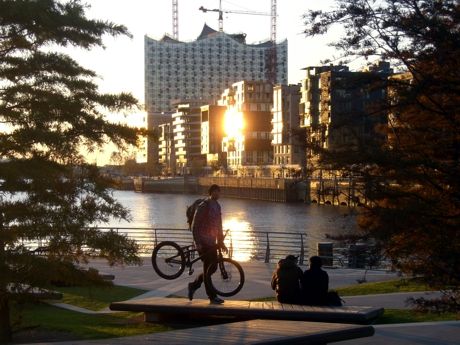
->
[223, 218, 255, 262]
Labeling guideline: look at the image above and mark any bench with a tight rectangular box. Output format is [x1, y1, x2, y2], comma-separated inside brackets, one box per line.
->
[104, 319, 374, 344]
[110, 297, 384, 324]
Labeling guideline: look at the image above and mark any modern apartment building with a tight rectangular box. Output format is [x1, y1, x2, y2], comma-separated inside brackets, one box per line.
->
[144, 24, 288, 169]
[171, 102, 204, 174]
[272, 84, 304, 169]
[219, 80, 273, 172]
[299, 65, 349, 129]
[200, 105, 227, 168]
[300, 63, 392, 175]
[158, 122, 175, 175]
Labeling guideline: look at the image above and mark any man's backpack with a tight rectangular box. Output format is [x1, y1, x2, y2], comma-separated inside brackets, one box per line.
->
[186, 198, 207, 230]
[327, 290, 344, 306]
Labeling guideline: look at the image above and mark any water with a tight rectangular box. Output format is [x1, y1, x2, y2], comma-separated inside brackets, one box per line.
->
[101, 191, 358, 261]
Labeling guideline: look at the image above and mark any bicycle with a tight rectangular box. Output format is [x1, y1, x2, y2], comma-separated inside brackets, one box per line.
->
[151, 238, 245, 297]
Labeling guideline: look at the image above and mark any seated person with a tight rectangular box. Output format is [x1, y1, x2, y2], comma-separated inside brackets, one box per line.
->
[301, 256, 329, 305]
[271, 255, 303, 304]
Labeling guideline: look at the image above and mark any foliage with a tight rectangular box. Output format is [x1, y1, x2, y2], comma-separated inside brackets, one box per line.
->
[0, 0, 143, 340]
[409, 293, 460, 314]
[304, 0, 460, 309]
[375, 308, 459, 324]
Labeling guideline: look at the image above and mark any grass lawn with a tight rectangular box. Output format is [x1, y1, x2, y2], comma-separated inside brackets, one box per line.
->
[336, 278, 431, 296]
[53, 285, 147, 311]
[12, 302, 171, 342]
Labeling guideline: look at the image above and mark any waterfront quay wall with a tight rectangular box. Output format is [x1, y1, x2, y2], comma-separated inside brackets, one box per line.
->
[134, 176, 306, 202]
[133, 176, 365, 205]
[197, 177, 305, 202]
[133, 177, 196, 194]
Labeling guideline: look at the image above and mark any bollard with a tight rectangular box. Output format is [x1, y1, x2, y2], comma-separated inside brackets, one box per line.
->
[317, 242, 333, 267]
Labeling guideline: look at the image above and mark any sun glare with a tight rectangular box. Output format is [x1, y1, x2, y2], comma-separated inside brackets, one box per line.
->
[223, 218, 255, 262]
[224, 109, 244, 138]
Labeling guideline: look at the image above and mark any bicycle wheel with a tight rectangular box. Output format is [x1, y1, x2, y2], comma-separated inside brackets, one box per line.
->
[151, 241, 185, 279]
[205, 258, 245, 297]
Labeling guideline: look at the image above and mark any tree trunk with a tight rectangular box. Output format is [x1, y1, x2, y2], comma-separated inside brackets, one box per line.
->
[0, 294, 11, 343]
[0, 234, 11, 342]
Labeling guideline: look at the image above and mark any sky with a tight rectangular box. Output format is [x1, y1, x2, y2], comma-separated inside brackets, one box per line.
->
[75, 0, 339, 104]
[75, 0, 341, 165]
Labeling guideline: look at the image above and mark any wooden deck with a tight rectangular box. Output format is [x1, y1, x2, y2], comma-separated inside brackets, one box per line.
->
[131, 319, 373, 344]
[110, 297, 384, 324]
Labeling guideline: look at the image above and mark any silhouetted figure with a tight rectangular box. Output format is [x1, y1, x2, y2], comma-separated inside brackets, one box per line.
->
[301, 256, 329, 306]
[188, 184, 228, 304]
[271, 255, 303, 304]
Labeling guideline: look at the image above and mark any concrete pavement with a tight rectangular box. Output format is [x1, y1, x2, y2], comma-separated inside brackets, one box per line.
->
[338, 321, 460, 345]
[83, 258, 401, 301]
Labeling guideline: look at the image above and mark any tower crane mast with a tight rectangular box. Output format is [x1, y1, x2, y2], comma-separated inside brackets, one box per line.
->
[172, 0, 179, 40]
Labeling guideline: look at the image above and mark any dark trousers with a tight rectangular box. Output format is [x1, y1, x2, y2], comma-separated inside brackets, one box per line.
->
[190, 247, 217, 299]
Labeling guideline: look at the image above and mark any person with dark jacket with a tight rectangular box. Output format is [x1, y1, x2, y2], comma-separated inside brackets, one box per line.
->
[301, 256, 329, 305]
[188, 184, 228, 304]
[271, 255, 303, 304]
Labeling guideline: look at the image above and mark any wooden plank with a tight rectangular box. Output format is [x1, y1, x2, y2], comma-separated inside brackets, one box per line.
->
[110, 297, 384, 324]
[249, 301, 265, 310]
[263, 302, 274, 310]
[128, 320, 374, 344]
[271, 301, 284, 311]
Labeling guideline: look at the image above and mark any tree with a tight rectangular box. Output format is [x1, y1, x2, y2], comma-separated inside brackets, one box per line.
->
[0, 0, 142, 340]
[304, 0, 460, 310]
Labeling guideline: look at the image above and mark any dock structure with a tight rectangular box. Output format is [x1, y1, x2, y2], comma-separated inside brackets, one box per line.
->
[79, 319, 375, 344]
[110, 297, 384, 325]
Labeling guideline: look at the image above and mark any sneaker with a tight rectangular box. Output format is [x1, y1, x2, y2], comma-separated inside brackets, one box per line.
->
[188, 283, 197, 301]
[209, 296, 224, 304]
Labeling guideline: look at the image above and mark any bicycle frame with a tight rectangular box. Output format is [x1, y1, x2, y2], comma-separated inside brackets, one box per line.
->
[179, 244, 227, 276]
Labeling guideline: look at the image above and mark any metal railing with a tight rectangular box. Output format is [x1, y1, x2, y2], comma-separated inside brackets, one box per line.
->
[96, 227, 308, 264]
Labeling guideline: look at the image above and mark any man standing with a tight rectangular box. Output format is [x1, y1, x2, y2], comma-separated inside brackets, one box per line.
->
[188, 184, 227, 304]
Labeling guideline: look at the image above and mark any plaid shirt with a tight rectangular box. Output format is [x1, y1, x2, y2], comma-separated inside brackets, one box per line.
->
[191, 197, 224, 250]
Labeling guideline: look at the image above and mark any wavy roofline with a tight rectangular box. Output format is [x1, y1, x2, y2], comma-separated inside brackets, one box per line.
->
[145, 23, 287, 48]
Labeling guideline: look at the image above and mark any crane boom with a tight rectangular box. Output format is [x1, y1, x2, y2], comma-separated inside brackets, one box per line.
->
[199, 6, 270, 16]
[199, 0, 273, 32]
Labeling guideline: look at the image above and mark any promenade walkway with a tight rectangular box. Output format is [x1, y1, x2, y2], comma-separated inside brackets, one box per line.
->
[83, 258, 401, 301]
[39, 258, 457, 345]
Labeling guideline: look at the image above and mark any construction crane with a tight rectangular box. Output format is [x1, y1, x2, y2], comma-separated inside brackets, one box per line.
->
[199, 0, 271, 34]
[172, 0, 179, 40]
[199, 0, 278, 83]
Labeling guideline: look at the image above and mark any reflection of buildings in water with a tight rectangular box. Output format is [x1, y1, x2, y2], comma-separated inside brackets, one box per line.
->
[223, 218, 256, 262]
